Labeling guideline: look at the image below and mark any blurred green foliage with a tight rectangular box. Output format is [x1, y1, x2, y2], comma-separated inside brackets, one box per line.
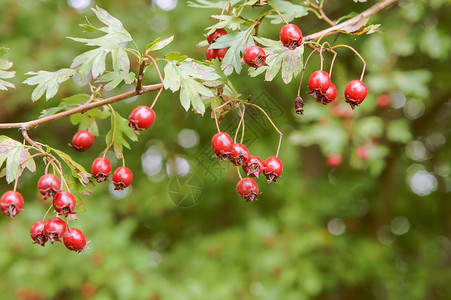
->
[0, 0, 450, 299]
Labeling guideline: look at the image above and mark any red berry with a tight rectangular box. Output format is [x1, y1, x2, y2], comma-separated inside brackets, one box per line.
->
[112, 167, 133, 190]
[63, 228, 88, 253]
[43, 217, 66, 244]
[30, 220, 47, 247]
[207, 28, 227, 44]
[242, 155, 264, 178]
[53, 191, 76, 216]
[71, 130, 94, 151]
[377, 94, 390, 108]
[316, 82, 337, 105]
[326, 154, 343, 168]
[37, 174, 61, 199]
[236, 178, 260, 202]
[243, 46, 267, 68]
[344, 80, 367, 109]
[128, 106, 156, 131]
[229, 143, 250, 166]
[211, 132, 234, 162]
[280, 24, 303, 49]
[206, 48, 227, 61]
[263, 156, 283, 183]
[0, 191, 24, 218]
[357, 146, 369, 160]
[308, 70, 331, 97]
[91, 157, 112, 183]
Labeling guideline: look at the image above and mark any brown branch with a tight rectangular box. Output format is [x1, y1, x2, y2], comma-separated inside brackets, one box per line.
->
[303, 0, 398, 42]
[0, 83, 164, 130]
[307, 1, 336, 26]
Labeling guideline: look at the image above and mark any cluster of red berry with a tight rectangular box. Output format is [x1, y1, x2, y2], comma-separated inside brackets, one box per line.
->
[206, 29, 228, 61]
[211, 132, 283, 202]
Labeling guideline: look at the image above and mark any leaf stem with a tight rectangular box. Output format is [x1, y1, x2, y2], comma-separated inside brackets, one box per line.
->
[331, 44, 366, 81]
[103, 104, 117, 157]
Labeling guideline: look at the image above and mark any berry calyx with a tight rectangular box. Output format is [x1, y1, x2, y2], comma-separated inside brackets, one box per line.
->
[242, 155, 264, 178]
[280, 24, 303, 49]
[112, 167, 133, 190]
[206, 48, 227, 61]
[344, 80, 367, 109]
[43, 217, 66, 244]
[243, 46, 267, 68]
[71, 130, 94, 152]
[37, 174, 61, 199]
[211, 132, 234, 162]
[263, 156, 283, 183]
[53, 191, 76, 216]
[316, 82, 337, 105]
[326, 154, 343, 168]
[0, 191, 24, 218]
[207, 28, 227, 44]
[63, 228, 88, 253]
[229, 143, 250, 166]
[30, 220, 47, 247]
[128, 106, 156, 131]
[308, 70, 331, 97]
[236, 178, 260, 202]
[91, 157, 112, 182]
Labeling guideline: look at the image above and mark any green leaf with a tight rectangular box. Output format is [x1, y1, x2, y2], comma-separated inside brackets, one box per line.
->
[0, 47, 9, 58]
[187, 0, 241, 8]
[0, 55, 15, 91]
[105, 111, 138, 158]
[387, 119, 412, 143]
[0, 136, 36, 184]
[164, 51, 188, 62]
[209, 29, 254, 76]
[146, 35, 174, 53]
[267, 0, 309, 24]
[39, 94, 90, 118]
[207, 15, 246, 34]
[356, 117, 384, 139]
[96, 70, 136, 91]
[70, 106, 110, 136]
[23, 69, 76, 101]
[52, 148, 91, 185]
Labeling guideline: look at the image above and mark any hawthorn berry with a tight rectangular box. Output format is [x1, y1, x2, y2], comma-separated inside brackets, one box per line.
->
[206, 48, 227, 61]
[128, 106, 156, 131]
[344, 80, 367, 109]
[357, 146, 369, 160]
[112, 167, 133, 190]
[242, 155, 264, 178]
[327, 154, 343, 168]
[236, 178, 260, 202]
[229, 143, 250, 166]
[211, 132, 234, 162]
[30, 220, 47, 247]
[37, 174, 61, 199]
[377, 94, 390, 108]
[63, 228, 88, 253]
[71, 130, 94, 151]
[91, 157, 112, 182]
[294, 96, 305, 115]
[263, 156, 283, 183]
[316, 82, 337, 105]
[308, 70, 331, 97]
[243, 46, 267, 68]
[53, 191, 76, 216]
[280, 24, 303, 49]
[43, 217, 67, 244]
[0, 191, 24, 218]
[207, 28, 227, 44]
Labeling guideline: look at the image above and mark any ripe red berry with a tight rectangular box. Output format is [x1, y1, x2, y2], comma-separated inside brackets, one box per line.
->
[43, 217, 66, 244]
[128, 106, 156, 131]
[242, 155, 264, 178]
[316, 82, 337, 105]
[229, 143, 250, 166]
[357, 146, 369, 160]
[236, 178, 260, 202]
[91, 157, 112, 182]
[263, 156, 283, 183]
[344, 80, 367, 109]
[211, 132, 234, 162]
[280, 24, 303, 49]
[0, 191, 24, 218]
[308, 70, 331, 97]
[377, 94, 390, 108]
[206, 48, 227, 61]
[37, 174, 61, 199]
[30, 220, 47, 247]
[63, 228, 88, 253]
[326, 154, 343, 168]
[112, 167, 133, 190]
[243, 46, 267, 68]
[71, 130, 94, 151]
[53, 191, 76, 216]
[207, 28, 227, 44]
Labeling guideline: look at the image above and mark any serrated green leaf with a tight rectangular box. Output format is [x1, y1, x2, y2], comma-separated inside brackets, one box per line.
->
[70, 106, 110, 136]
[0, 136, 36, 184]
[22, 69, 75, 101]
[187, 0, 241, 8]
[39, 94, 90, 118]
[146, 35, 174, 53]
[267, 0, 309, 24]
[164, 51, 189, 62]
[95, 70, 136, 91]
[387, 119, 413, 143]
[105, 111, 138, 158]
[207, 15, 246, 34]
[0, 57, 15, 90]
[52, 148, 91, 185]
